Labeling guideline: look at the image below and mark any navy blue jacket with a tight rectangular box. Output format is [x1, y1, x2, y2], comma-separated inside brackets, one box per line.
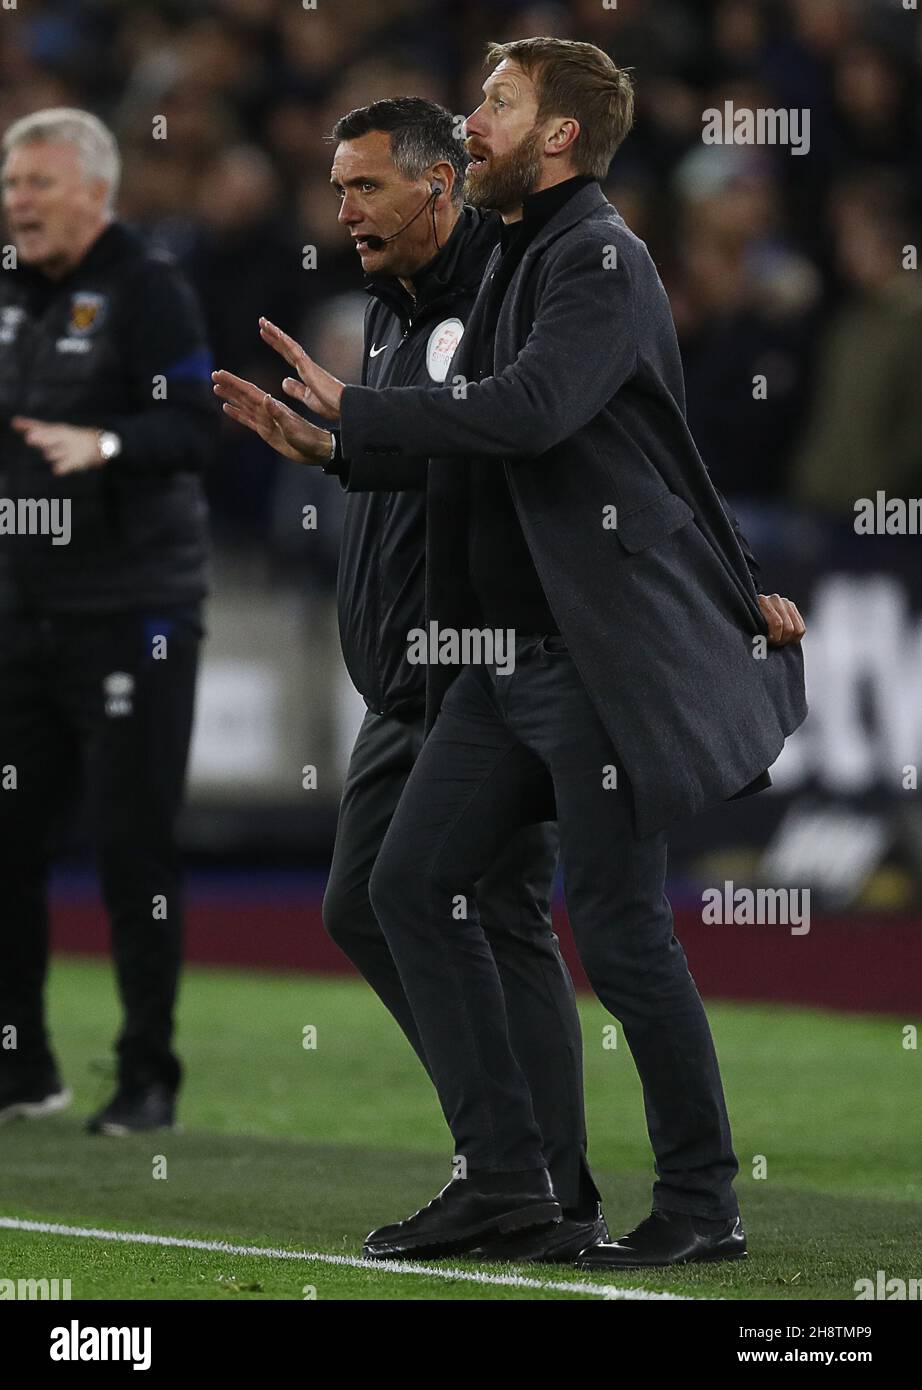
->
[0, 222, 215, 614]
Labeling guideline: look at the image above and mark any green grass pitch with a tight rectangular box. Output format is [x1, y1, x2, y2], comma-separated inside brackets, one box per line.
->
[1, 956, 918, 1300]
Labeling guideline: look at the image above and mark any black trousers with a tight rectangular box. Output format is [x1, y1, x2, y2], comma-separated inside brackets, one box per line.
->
[0, 605, 201, 1093]
[322, 704, 600, 1211]
[368, 637, 740, 1220]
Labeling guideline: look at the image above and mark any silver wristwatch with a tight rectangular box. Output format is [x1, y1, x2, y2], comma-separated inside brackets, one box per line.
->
[97, 430, 122, 462]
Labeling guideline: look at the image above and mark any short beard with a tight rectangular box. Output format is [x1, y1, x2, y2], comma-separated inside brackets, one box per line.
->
[464, 126, 544, 213]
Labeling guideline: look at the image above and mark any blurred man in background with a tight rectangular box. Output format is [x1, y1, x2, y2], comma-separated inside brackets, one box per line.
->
[214, 97, 608, 1261]
[0, 108, 216, 1134]
[792, 173, 922, 518]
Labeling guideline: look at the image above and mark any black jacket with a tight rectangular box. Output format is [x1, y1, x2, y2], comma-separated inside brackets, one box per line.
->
[0, 222, 215, 615]
[327, 205, 499, 716]
[340, 183, 807, 836]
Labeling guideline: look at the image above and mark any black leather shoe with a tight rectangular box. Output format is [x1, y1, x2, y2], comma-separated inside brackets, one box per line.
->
[86, 1082, 177, 1135]
[0, 1072, 72, 1124]
[364, 1169, 561, 1260]
[577, 1210, 747, 1269]
[473, 1204, 609, 1264]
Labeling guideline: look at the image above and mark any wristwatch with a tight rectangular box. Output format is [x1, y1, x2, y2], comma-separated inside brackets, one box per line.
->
[97, 430, 122, 462]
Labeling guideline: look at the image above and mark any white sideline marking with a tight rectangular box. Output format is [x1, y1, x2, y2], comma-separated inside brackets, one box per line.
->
[0, 1216, 696, 1301]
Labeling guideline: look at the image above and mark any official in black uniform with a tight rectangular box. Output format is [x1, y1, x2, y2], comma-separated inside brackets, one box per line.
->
[0, 109, 215, 1133]
[214, 99, 606, 1260]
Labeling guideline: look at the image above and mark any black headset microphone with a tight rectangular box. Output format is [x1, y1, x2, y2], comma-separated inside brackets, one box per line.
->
[362, 181, 444, 252]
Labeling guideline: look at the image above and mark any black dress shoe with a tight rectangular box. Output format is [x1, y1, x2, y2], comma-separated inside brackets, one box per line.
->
[473, 1204, 610, 1264]
[86, 1082, 177, 1136]
[364, 1169, 561, 1260]
[0, 1071, 72, 1124]
[577, 1210, 747, 1270]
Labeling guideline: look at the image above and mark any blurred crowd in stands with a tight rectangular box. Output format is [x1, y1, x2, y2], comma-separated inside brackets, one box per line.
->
[1, 0, 920, 590]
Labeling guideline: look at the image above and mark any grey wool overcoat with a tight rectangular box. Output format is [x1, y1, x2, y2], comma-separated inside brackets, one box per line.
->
[340, 182, 807, 837]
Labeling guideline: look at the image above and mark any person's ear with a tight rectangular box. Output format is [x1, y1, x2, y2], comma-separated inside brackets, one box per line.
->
[88, 175, 110, 211]
[546, 118, 580, 157]
[429, 162, 454, 205]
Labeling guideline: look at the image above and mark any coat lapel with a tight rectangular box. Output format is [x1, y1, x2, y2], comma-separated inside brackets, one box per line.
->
[521, 180, 610, 262]
[447, 243, 500, 381]
[493, 183, 612, 373]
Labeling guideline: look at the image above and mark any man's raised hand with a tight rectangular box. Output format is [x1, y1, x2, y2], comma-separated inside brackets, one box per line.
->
[211, 369, 333, 465]
[258, 317, 344, 422]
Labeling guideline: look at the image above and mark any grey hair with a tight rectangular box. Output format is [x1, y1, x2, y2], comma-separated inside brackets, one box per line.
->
[2, 108, 120, 209]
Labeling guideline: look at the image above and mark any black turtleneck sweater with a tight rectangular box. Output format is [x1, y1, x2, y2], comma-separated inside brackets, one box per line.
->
[467, 175, 596, 635]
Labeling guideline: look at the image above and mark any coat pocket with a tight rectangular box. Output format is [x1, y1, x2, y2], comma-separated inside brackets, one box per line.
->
[614, 489, 695, 553]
